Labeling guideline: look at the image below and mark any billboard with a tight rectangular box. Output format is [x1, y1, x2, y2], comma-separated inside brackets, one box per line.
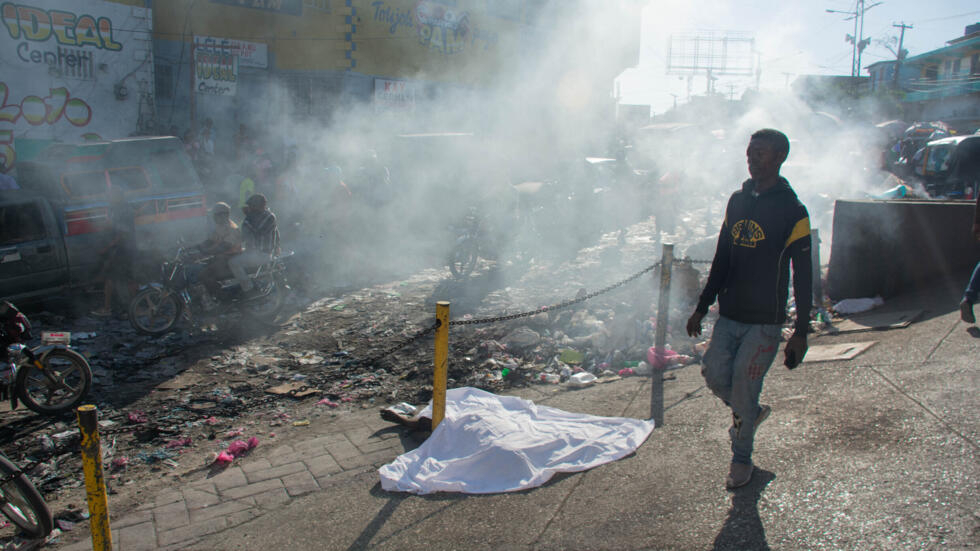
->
[0, 0, 155, 171]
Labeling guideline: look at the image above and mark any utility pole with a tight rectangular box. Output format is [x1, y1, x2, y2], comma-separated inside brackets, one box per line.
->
[827, 1, 882, 77]
[892, 21, 912, 87]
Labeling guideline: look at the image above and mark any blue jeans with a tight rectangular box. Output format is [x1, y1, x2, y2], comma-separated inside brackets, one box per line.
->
[701, 316, 781, 465]
[964, 261, 980, 304]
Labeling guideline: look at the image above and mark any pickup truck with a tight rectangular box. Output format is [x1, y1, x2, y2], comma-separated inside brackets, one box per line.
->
[0, 136, 208, 302]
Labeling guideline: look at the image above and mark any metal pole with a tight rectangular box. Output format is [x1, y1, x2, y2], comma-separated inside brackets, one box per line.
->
[811, 229, 823, 311]
[77, 405, 112, 550]
[651, 244, 674, 425]
[432, 302, 450, 430]
[190, 40, 197, 134]
[893, 22, 911, 88]
[856, 0, 866, 77]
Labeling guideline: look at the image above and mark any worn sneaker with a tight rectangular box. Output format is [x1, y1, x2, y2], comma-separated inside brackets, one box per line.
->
[960, 300, 975, 324]
[726, 461, 754, 489]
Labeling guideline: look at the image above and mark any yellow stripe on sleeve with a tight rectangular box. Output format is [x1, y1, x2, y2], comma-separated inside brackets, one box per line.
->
[785, 217, 811, 248]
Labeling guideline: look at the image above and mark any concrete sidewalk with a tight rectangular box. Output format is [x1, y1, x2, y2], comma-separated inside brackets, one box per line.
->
[58, 286, 979, 550]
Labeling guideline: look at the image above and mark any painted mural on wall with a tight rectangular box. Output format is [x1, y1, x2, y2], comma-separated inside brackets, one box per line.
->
[370, 0, 499, 55]
[0, 0, 153, 171]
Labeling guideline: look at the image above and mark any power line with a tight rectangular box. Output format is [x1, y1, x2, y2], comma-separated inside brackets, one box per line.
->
[914, 10, 980, 24]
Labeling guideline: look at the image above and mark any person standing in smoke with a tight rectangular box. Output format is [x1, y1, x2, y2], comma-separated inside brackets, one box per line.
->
[93, 189, 138, 317]
[686, 128, 812, 490]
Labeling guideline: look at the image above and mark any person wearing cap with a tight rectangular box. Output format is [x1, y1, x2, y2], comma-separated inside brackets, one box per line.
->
[229, 194, 279, 297]
[192, 202, 242, 299]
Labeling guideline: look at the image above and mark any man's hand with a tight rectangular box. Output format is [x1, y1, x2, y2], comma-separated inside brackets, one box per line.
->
[686, 311, 705, 337]
[784, 333, 807, 369]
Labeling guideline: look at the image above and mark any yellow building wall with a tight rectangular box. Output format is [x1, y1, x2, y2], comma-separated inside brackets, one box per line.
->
[151, 0, 352, 70]
[150, 0, 530, 83]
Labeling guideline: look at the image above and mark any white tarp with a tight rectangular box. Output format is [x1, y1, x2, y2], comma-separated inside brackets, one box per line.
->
[378, 387, 655, 495]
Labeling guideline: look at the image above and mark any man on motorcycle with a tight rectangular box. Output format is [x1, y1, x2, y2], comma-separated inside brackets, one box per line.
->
[191, 202, 242, 299]
[229, 194, 279, 298]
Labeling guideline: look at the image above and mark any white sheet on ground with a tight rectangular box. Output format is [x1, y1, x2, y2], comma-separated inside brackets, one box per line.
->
[378, 387, 655, 495]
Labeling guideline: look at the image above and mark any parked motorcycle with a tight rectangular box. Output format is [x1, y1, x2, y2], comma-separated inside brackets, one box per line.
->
[2, 331, 92, 416]
[128, 245, 291, 336]
[0, 451, 53, 539]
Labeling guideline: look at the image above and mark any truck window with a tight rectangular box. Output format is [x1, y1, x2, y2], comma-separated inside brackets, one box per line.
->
[0, 202, 47, 245]
[109, 167, 151, 192]
[150, 150, 197, 190]
[62, 170, 108, 199]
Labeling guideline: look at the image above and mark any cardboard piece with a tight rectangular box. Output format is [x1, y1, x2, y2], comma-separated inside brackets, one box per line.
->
[833, 309, 923, 334]
[803, 341, 877, 363]
[156, 372, 203, 391]
[266, 382, 320, 398]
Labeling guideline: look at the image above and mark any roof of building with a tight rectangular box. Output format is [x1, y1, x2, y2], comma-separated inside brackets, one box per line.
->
[903, 35, 980, 65]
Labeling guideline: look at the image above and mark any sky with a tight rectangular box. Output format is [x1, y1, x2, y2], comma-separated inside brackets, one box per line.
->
[616, 0, 980, 114]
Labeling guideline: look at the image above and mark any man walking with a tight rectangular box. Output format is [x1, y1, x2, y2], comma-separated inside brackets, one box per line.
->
[686, 128, 812, 489]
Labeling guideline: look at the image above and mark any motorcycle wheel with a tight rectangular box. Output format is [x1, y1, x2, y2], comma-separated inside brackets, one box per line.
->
[16, 348, 92, 416]
[244, 280, 285, 321]
[449, 242, 478, 279]
[129, 288, 183, 335]
[0, 454, 53, 539]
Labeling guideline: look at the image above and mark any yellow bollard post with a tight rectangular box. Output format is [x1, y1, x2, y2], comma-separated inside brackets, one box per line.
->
[77, 405, 112, 551]
[432, 301, 450, 430]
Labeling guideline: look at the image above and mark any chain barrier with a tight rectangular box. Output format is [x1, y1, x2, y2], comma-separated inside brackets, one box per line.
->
[8, 256, 691, 456]
[673, 258, 712, 265]
[448, 260, 663, 326]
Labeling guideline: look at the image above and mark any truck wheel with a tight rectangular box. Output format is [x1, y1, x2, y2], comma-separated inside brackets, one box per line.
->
[129, 288, 182, 335]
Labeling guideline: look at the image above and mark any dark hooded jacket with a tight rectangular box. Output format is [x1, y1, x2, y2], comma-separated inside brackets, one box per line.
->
[696, 177, 813, 334]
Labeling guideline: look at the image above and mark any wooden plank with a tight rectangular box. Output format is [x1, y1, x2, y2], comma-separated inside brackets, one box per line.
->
[265, 382, 320, 398]
[803, 341, 877, 363]
[833, 309, 923, 334]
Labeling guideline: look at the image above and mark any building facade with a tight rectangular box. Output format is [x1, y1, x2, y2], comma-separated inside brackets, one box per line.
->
[150, 0, 642, 159]
[898, 23, 980, 130]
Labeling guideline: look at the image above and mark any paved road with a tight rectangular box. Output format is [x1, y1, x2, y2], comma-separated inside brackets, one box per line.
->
[57, 285, 979, 550]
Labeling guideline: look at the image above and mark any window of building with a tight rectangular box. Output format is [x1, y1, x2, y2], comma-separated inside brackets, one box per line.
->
[925, 65, 938, 80]
[953, 59, 961, 75]
[0, 202, 46, 245]
[972, 54, 979, 75]
[155, 64, 173, 99]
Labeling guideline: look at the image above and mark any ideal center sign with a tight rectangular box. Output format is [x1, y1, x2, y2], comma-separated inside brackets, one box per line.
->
[193, 36, 269, 96]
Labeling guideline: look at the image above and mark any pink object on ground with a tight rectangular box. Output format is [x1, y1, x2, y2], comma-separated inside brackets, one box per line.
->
[214, 451, 235, 465]
[618, 368, 635, 377]
[647, 347, 680, 369]
[317, 398, 339, 408]
[226, 440, 249, 457]
[127, 411, 147, 424]
[165, 437, 192, 449]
